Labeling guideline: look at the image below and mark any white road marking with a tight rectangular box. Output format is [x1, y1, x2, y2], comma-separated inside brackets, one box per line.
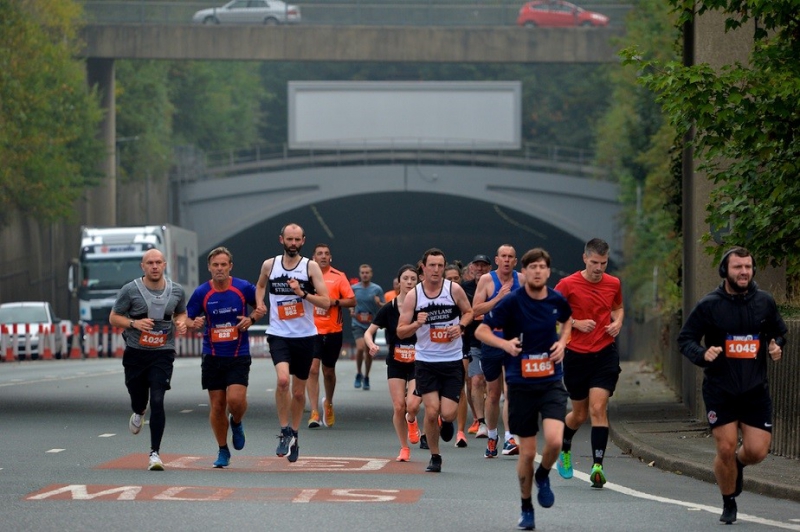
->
[179, 410, 193, 413]
[0, 370, 121, 387]
[540, 454, 800, 531]
[98, 433, 115, 438]
[46, 449, 65, 453]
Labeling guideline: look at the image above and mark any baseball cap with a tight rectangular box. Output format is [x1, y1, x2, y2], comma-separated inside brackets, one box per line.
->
[471, 254, 491, 264]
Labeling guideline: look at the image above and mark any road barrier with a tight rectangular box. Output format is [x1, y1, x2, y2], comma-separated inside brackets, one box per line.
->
[0, 324, 269, 361]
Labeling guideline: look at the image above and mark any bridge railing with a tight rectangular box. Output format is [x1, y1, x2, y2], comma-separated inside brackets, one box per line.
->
[180, 141, 608, 179]
[81, 1, 632, 27]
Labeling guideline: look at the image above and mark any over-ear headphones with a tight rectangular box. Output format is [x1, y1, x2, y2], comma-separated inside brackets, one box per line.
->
[718, 248, 756, 278]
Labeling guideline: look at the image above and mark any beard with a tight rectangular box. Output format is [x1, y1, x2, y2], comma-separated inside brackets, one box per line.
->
[727, 274, 750, 294]
[284, 243, 302, 257]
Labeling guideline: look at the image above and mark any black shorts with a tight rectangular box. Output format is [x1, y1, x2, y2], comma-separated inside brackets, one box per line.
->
[123, 347, 175, 392]
[703, 381, 773, 432]
[480, 344, 505, 382]
[562, 343, 621, 400]
[387, 360, 416, 382]
[414, 359, 464, 402]
[507, 381, 568, 438]
[201, 355, 251, 390]
[314, 332, 343, 368]
[268, 335, 315, 380]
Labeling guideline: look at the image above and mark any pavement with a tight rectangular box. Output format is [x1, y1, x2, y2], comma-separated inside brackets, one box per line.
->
[610, 360, 800, 503]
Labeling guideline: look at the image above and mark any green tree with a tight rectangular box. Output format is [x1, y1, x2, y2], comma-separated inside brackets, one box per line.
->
[0, 0, 103, 225]
[595, 0, 681, 315]
[623, 1, 800, 283]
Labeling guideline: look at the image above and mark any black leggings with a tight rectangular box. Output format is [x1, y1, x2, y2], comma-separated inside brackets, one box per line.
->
[130, 386, 167, 453]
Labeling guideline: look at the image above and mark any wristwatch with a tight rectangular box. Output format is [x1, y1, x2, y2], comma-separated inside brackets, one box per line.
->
[301, 291, 309, 299]
[129, 319, 136, 329]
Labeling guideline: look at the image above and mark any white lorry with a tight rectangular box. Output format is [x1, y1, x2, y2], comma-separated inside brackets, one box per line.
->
[68, 225, 198, 327]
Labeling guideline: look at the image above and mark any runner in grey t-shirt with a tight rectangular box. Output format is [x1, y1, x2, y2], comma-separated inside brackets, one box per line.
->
[109, 249, 188, 471]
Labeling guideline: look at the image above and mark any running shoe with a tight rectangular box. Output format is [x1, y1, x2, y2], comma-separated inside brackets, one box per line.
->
[484, 436, 499, 458]
[419, 434, 429, 450]
[407, 418, 421, 444]
[535, 476, 554, 508]
[720, 501, 737, 524]
[517, 508, 535, 530]
[287, 431, 299, 463]
[439, 418, 455, 442]
[354, 373, 363, 388]
[129, 412, 143, 435]
[475, 422, 489, 438]
[230, 414, 245, 450]
[213, 447, 231, 468]
[468, 419, 480, 434]
[502, 437, 519, 456]
[396, 447, 410, 462]
[425, 454, 442, 473]
[322, 397, 335, 427]
[590, 463, 606, 488]
[276, 427, 293, 457]
[363, 376, 370, 391]
[148, 451, 164, 471]
[455, 431, 468, 448]
[557, 450, 573, 479]
[308, 410, 321, 429]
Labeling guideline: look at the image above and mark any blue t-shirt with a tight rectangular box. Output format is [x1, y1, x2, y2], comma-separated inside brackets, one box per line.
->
[483, 287, 571, 385]
[187, 277, 258, 356]
[351, 282, 384, 331]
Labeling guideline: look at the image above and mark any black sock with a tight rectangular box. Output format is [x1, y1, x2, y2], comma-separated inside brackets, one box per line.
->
[231, 418, 241, 427]
[722, 494, 736, 507]
[478, 418, 485, 424]
[219, 444, 229, 451]
[591, 426, 609, 465]
[562, 425, 578, 453]
[534, 465, 550, 484]
[292, 429, 298, 437]
[521, 496, 533, 511]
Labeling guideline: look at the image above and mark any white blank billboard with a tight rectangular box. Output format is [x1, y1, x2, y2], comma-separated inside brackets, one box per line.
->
[288, 81, 521, 151]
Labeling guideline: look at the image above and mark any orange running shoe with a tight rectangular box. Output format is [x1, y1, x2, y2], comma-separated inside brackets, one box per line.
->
[396, 447, 411, 462]
[467, 419, 480, 434]
[407, 418, 421, 444]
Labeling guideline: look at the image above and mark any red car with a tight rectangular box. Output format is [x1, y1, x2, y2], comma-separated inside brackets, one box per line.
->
[517, 0, 610, 27]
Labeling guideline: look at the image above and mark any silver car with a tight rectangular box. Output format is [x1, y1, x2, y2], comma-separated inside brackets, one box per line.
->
[192, 0, 301, 25]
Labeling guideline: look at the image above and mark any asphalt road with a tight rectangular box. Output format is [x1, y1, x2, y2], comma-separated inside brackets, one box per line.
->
[1, 358, 799, 531]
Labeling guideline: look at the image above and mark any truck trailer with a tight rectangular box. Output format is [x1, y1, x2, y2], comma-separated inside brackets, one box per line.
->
[68, 225, 198, 326]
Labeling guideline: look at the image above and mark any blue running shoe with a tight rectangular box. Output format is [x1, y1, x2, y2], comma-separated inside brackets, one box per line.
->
[276, 427, 293, 457]
[484, 436, 498, 458]
[517, 508, 535, 530]
[213, 448, 231, 468]
[363, 376, 370, 390]
[536, 476, 554, 508]
[502, 437, 519, 455]
[230, 414, 245, 450]
[557, 450, 573, 479]
[354, 373, 363, 389]
[287, 431, 299, 463]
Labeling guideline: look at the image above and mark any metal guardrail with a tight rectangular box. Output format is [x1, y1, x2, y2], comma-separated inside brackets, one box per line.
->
[81, 1, 633, 27]
[191, 142, 607, 179]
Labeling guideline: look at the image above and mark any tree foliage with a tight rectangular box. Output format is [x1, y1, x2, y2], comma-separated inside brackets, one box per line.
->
[622, 0, 800, 280]
[595, 0, 682, 315]
[0, 0, 103, 225]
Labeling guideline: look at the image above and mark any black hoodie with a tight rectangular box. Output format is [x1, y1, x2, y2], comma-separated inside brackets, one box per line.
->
[678, 281, 787, 395]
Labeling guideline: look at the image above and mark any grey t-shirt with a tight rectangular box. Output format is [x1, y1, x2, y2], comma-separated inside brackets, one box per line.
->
[113, 278, 187, 351]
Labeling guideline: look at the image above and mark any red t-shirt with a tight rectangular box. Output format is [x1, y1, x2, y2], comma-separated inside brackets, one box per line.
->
[314, 267, 356, 335]
[554, 271, 622, 353]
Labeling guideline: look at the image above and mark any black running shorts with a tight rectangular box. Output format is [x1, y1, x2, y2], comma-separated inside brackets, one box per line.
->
[268, 335, 315, 380]
[703, 381, 773, 432]
[313, 332, 343, 368]
[508, 381, 568, 438]
[201, 354, 251, 390]
[562, 343, 621, 400]
[414, 360, 464, 402]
